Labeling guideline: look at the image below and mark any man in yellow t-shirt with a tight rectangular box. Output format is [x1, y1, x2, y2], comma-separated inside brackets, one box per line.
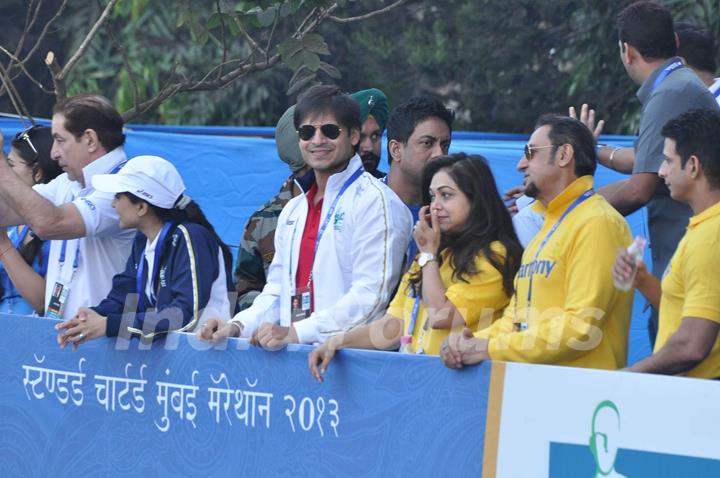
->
[441, 115, 633, 370]
[619, 109, 720, 379]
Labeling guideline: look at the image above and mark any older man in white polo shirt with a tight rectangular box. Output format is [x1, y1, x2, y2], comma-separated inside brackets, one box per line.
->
[0, 94, 134, 320]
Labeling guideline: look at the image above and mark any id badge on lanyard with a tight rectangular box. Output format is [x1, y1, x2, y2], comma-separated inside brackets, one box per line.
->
[291, 286, 312, 322]
[46, 239, 79, 320]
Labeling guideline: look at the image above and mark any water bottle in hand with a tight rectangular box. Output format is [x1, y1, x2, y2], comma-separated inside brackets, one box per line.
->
[614, 236, 646, 292]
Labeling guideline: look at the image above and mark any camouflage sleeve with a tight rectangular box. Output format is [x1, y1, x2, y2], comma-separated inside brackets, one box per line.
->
[234, 181, 294, 310]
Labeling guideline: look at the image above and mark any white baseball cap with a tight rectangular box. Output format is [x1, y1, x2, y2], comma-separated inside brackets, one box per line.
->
[92, 155, 187, 209]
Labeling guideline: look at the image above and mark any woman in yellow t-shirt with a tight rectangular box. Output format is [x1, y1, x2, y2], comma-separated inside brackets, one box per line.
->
[309, 153, 523, 381]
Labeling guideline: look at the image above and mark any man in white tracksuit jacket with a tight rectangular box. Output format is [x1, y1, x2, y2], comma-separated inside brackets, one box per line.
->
[200, 85, 411, 347]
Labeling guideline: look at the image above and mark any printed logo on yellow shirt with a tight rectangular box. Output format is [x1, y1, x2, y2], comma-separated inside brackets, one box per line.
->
[517, 259, 557, 279]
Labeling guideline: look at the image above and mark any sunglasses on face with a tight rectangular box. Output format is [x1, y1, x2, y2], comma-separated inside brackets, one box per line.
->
[523, 143, 555, 160]
[15, 125, 41, 159]
[297, 123, 343, 141]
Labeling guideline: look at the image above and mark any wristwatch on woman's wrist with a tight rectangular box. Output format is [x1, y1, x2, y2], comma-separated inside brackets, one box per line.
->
[418, 252, 436, 268]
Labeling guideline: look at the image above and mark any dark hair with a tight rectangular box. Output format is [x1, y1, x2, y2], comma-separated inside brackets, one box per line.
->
[122, 193, 233, 278]
[293, 85, 361, 134]
[535, 114, 597, 177]
[408, 153, 523, 297]
[661, 108, 720, 189]
[617, 1, 676, 61]
[53, 94, 125, 151]
[7, 126, 62, 287]
[11, 126, 63, 184]
[675, 22, 717, 73]
[386, 96, 455, 164]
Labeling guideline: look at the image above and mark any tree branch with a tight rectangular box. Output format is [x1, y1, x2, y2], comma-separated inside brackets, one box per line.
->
[237, 24, 266, 58]
[191, 58, 252, 88]
[265, 8, 279, 62]
[0, 62, 34, 125]
[10, 0, 42, 69]
[215, 0, 227, 80]
[300, 4, 339, 35]
[59, 0, 120, 80]
[121, 55, 281, 121]
[329, 0, 408, 23]
[44, 51, 65, 98]
[20, 0, 69, 67]
[0, 46, 52, 94]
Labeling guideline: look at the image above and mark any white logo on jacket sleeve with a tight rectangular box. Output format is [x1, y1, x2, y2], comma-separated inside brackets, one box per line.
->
[333, 211, 345, 231]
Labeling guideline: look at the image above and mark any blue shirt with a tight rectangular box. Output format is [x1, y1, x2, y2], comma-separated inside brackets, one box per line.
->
[0, 227, 50, 315]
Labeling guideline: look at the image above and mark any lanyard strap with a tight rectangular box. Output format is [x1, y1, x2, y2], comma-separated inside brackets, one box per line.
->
[288, 167, 364, 290]
[651, 60, 683, 93]
[312, 167, 364, 262]
[109, 160, 127, 175]
[136, 222, 174, 313]
[12, 225, 30, 249]
[58, 238, 80, 271]
[408, 293, 422, 336]
[714, 88, 720, 99]
[521, 189, 594, 319]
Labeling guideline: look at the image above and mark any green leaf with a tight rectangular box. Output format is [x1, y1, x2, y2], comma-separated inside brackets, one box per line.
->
[287, 72, 317, 96]
[289, 64, 313, 86]
[243, 6, 263, 15]
[318, 61, 341, 79]
[207, 12, 221, 29]
[227, 16, 241, 36]
[285, 50, 321, 71]
[278, 37, 303, 59]
[301, 33, 330, 55]
[257, 6, 277, 27]
[289, 0, 304, 13]
[176, 9, 190, 28]
[279, 2, 292, 17]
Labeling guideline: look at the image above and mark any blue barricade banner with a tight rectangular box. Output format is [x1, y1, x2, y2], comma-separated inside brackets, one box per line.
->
[1, 314, 492, 476]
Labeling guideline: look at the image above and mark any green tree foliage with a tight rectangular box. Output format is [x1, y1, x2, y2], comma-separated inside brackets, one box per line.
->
[0, 0, 717, 132]
[329, 0, 719, 134]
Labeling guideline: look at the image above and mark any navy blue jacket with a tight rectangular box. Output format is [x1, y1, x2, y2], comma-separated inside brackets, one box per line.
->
[94, 222, 230, 340]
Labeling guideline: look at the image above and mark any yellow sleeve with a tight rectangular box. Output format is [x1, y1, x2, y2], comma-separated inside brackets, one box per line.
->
[475, 307, 514, 339]
[488, 215, 630, 364]
[445, 244, 511, 329]
[681, 240, 720, 323]
[386, 268, 413, 322]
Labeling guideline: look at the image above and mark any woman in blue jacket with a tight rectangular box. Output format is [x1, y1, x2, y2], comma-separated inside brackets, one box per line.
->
[56, 155, 233, 348]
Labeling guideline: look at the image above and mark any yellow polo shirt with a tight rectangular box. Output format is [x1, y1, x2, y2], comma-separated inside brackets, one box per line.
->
[386, 242, 511, 356]
[476, 176, 633, 370]
[655, 201, 720, 379]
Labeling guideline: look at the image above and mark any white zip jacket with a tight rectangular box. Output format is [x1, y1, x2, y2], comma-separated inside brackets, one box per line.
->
[231, 154, 412, 344]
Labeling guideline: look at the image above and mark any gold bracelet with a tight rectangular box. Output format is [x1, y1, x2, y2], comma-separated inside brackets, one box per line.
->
[609, 147, 622, 171]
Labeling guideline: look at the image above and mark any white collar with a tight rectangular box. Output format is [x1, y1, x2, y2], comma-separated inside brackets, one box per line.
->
[80, 147, 127, 190]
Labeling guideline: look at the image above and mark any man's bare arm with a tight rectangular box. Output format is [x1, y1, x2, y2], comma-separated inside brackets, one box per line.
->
[597, 173, 660, 216]
[0, 158, 85, 239]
